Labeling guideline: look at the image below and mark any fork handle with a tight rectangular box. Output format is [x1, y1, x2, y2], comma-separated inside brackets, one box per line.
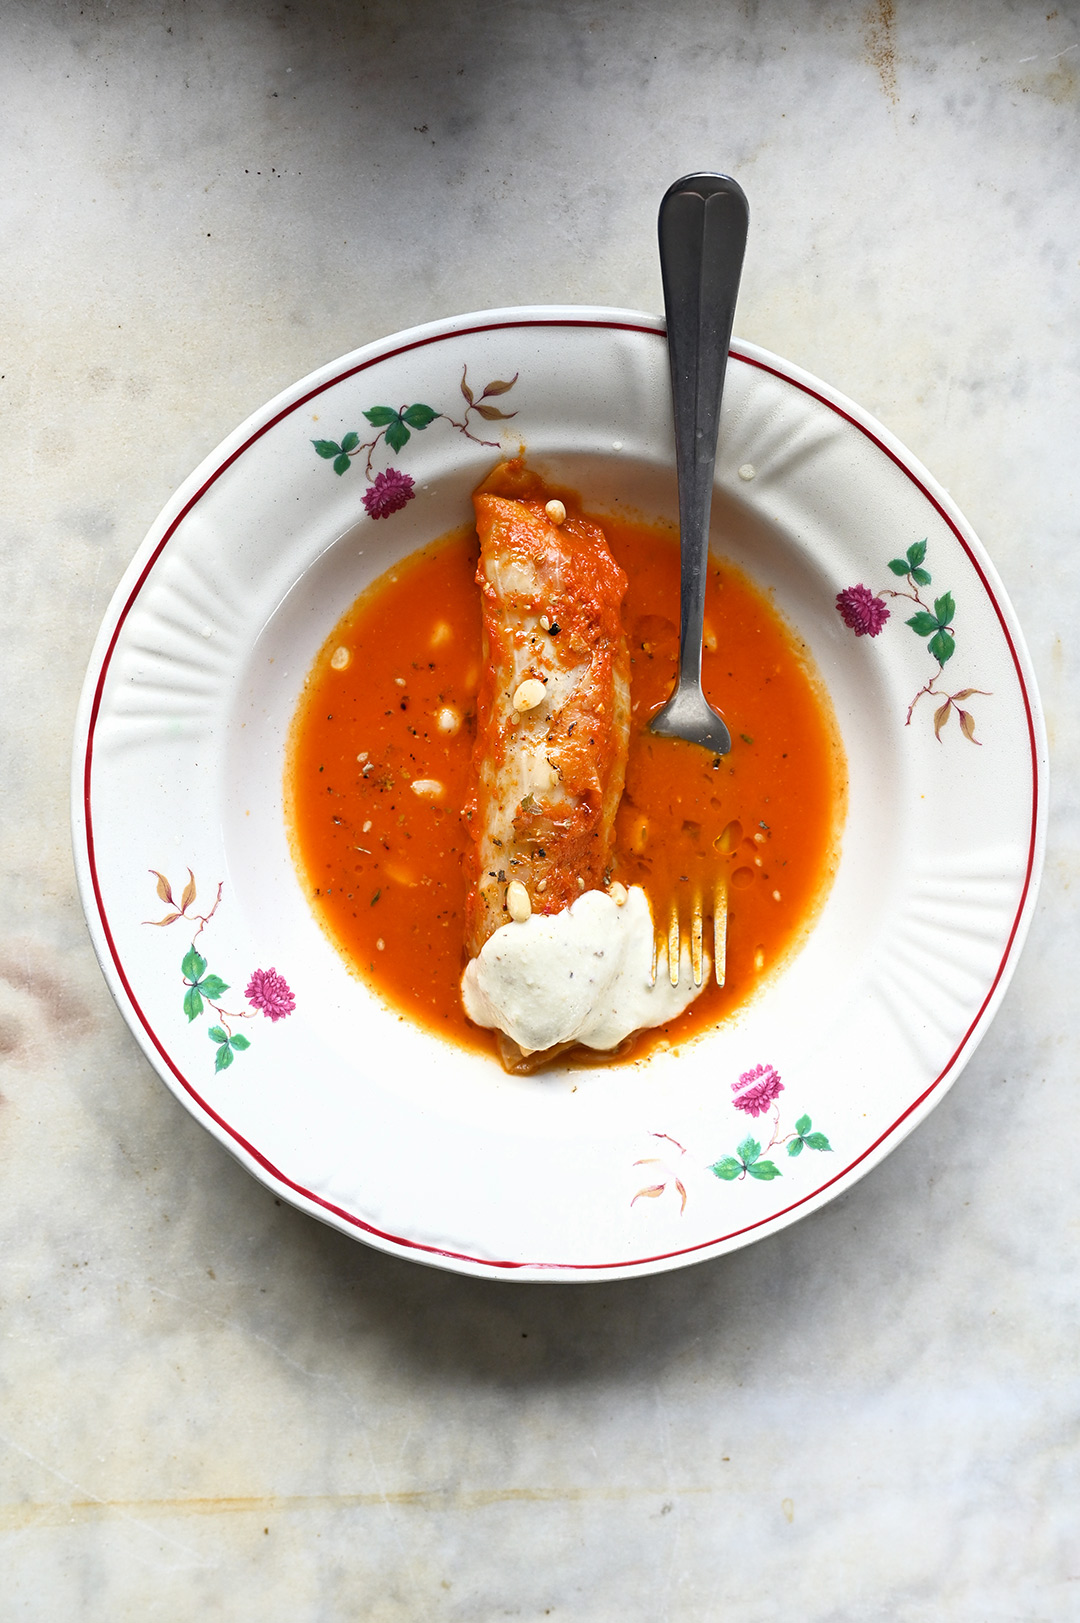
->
[659, 173, 749, 693]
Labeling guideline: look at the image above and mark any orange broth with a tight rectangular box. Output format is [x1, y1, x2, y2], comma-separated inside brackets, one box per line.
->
[286, 503, 845, 1062]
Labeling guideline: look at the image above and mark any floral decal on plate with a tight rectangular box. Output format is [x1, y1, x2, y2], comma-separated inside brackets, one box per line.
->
[631, 1133, 690, 1213]
[245, 966, 296, 1022]
[836, 539, 990, 742]
[631, 1063, 832, 1211]
[144, 869, 295, 1072]
[311, 366, 519, 517]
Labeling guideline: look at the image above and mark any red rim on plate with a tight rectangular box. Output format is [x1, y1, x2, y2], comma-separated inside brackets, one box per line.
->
[73, 313, 1047, 1278]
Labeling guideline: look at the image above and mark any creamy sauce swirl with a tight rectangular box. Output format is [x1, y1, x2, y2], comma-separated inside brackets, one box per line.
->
[460, 886, 706, 1055]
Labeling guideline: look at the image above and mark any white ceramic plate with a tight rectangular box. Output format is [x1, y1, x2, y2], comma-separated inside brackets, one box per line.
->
[72, 307, 1046, 1281]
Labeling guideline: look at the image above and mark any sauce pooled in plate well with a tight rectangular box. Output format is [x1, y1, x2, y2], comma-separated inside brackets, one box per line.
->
[285, 472, 846, 1067]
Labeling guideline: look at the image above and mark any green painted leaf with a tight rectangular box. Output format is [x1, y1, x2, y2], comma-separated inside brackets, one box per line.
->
[795, 1114, 811, 1136]
[888, 558, 909, 576]
[907, 539, 927, 568]
[933, 592, 955, 626]
[747, 1159, 781, 1180]
[787, 1138, 804, 1157]
[401, 403, 437, 429]
[928, 628, 955, 665]
[183, 985, 204, 1022]
[906, 611, 940, 637]
[340, 431, 360, 453]
[364, 406, 397, 427]
[312, 439, 341, 458]
[332, 453, 351, 476]
[737, 1136, 761, 1166]
[214, 1042, 234, 1073]
[229, 1033, 251, 1051]
[199, 974, 229, 1000]
[911, 567, 932, 587]
[805, 1132, 832, 1152]
[207, 1025, 228, 1043]
[710, 1158, 743, 1181]
[384, 417, 410, 453]
[182, 946, 206, 981]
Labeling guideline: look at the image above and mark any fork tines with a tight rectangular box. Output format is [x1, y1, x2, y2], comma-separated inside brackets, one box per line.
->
[654, 880, 728, 989]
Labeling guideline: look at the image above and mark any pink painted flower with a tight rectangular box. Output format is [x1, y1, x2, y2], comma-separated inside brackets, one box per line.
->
[363, 467, 415, 519]
[732, 1063, 783, 1118]
[836, 584, 890, 637]
[245, 967, 295, 1021]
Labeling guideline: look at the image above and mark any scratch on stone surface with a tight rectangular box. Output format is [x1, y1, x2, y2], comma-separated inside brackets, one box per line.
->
[91, 1268, 416, 1592]
[0, 1484, 718, 1531]
[0, 1429, 213, 1565]
[1014, 45, 1078, 103]
[97, 1270, 347, 1388]
[863, 0, 898, 103]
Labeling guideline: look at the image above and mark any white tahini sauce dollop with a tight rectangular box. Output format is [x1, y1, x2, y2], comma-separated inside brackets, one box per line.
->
[461, 886, 708, 1055]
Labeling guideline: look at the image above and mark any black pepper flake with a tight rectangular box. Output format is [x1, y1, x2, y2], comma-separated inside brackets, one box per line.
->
[371, 889, 381, 905]
[547, 622, 560, 636]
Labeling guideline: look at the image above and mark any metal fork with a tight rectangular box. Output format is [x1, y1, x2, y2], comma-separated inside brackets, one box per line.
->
[653, 880, 728, 991]
[649, 171, 747, 988]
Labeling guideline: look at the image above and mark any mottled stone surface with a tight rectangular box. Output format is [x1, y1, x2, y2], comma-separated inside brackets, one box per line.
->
[2, 1, 1076, 1616]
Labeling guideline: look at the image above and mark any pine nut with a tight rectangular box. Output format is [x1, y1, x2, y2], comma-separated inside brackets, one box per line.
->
[608, 881, 628, 906]
[512, 677, 546, 712]
[410, 778, 444, 799]
[330, 645, 350, 670]
[506, 880, 532, 921]
[545, 499, 567, 525]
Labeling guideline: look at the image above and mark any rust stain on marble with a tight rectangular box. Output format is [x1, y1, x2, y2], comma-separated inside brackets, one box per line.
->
[0, 941, 95, 1066]
[863, 0, 898, 103]
[1013, 51, 1077, 106]
[0, 1484, 717, 1528]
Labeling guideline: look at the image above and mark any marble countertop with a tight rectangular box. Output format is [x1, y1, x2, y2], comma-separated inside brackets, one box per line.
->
[2, 2, 1077, 1616]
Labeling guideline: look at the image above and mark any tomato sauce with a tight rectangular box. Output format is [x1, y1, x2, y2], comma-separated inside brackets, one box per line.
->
[285, 497, 845, 1062]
